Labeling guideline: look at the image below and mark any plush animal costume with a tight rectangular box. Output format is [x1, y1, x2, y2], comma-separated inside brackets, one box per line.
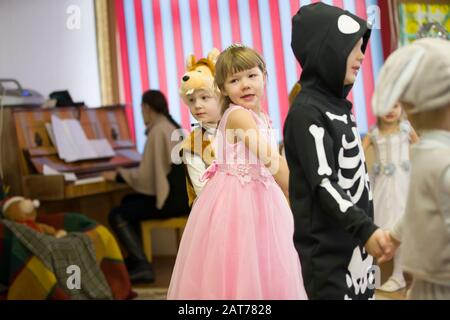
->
[180, 48, 220, 206]
[284, 3, 377, 299]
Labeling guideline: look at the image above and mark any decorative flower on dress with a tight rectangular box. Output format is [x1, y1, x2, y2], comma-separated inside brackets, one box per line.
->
[233, 164, 252, 185]
[401, 160, 411, 172]
[383, 163, 396, 176]
[200, 160, 219, 182]
[225, 164, 272, 188]
[373, 163, 381, 176]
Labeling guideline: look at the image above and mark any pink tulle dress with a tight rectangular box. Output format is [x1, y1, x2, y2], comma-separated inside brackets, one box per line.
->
[167, 105, 308, 300]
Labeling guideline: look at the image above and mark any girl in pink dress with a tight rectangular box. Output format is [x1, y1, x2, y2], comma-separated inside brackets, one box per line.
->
[167, 44, 307, 300]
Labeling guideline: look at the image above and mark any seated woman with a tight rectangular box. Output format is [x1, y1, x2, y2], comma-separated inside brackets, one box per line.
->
[104, 90, 189, 284]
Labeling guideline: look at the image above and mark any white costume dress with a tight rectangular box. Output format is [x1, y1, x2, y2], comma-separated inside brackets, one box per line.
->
[370, 120, 412, 229]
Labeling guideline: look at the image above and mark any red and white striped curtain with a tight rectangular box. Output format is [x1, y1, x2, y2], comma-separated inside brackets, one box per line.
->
[115, 0, 385, 152]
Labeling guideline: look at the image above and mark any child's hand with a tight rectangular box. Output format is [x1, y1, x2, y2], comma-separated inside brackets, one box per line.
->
[378, 231, 401, 263]
[388, 231, 400, 247]
[364, 228, 393, 260]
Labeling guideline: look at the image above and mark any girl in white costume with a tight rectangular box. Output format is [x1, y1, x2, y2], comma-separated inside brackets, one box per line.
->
[363, 103, 418, 292]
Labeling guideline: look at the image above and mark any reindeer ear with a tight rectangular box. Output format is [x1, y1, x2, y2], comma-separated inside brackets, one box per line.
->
[207, 48, 220, 64]
[186, 54, 196, 69]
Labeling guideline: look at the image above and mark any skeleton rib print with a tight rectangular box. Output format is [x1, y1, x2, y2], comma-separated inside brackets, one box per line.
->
[309, 113, 372, 213]
[337, 125, 372, 204]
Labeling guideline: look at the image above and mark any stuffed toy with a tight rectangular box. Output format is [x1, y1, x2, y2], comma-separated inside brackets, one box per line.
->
[1, 196, 67, 238]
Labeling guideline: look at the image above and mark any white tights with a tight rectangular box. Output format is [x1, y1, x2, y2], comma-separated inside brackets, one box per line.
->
[391, 249, 404, 282]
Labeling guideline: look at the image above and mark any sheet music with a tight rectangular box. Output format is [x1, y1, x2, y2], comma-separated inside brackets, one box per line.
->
[42, 164, 77, 181]
[90, 139, 116, 158]
[45, 123, 56, 148]
[74, 176, 105, 185]
[51, 115, 76, 162]
[63, 118, 98, 161]
[51, 115, 116, 162]
[43, 164, 105, 185]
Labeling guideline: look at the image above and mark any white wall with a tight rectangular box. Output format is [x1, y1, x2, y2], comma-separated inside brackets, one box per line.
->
[0, 0, 178, 257]
[0, 0, 101, 106]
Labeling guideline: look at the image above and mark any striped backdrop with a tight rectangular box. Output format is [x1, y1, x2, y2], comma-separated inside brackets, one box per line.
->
[115, 0, 385, 152]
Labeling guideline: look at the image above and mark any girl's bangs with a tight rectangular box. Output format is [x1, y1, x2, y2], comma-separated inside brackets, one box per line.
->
[219, 50, 262, 80]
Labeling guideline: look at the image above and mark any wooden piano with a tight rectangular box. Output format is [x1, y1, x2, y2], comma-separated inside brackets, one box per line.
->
[1, 105, 140, 228]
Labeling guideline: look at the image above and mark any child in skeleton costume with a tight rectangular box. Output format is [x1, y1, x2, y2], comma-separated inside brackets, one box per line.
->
[284, 3, 392, 299]
[373, 38, 450, 300]
[363, 103, 418, 292]
[179, 49, 221, 206]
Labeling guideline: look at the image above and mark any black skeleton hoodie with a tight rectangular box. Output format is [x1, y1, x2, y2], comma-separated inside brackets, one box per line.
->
[284, 3, 377, 300]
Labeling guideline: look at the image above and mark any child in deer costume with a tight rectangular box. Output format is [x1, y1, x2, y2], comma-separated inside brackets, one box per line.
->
[179, 48, 221, 206]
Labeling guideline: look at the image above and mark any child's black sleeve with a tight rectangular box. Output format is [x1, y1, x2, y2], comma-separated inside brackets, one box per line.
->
[289, 105, 377, 246]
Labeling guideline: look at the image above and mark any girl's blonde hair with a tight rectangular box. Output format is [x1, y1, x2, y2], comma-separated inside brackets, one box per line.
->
[214, 44, 267, 113]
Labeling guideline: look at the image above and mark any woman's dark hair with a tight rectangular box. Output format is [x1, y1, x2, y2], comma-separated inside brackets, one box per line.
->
[141, 90, 181, 129]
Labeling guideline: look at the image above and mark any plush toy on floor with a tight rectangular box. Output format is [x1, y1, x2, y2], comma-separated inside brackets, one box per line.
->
[1, 196, 67, 238]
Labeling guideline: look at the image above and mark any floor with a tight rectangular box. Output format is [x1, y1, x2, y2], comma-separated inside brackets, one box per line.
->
[132, 256, 410, 300]
[376, 260, 411, 300]
[376, 277, 411, 300]
[131, 256, 175, 300]
[376, 287, 409, 300]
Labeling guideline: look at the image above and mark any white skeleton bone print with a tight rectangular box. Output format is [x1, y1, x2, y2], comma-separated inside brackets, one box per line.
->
[344, 246, 376, 300]
[320, 178, 353, 213]
[338, 127, 372, 203]
[326, 111, 348, 124]
[310, 124, 353, 213]
[309, 125, 332, 176]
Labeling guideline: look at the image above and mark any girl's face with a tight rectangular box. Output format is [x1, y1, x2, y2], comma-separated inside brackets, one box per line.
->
[223, 67, 265, 111]
[381, 103, 402, 124]
[186, 89, 221, 124]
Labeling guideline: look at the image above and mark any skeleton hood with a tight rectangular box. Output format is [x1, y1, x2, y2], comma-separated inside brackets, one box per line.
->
[291, 2, 371, 100]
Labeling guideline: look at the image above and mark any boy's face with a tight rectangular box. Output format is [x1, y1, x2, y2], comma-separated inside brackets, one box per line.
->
[186, 89, 221, 125]
[344, 38, 365, 86]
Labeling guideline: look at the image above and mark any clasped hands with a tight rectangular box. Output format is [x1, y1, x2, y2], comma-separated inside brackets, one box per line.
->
[364, 229, 400, 263]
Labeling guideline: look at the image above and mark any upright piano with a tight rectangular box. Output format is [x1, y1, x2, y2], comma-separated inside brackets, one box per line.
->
[1, 105, 140, 227]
